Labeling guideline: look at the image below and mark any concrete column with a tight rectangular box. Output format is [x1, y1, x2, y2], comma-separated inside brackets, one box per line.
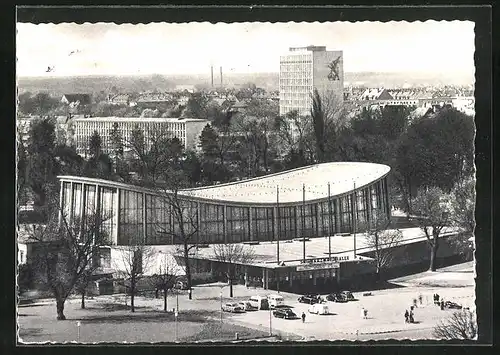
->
[334, 199, 341, 234]
[223, 205, 228, 243]
[336, 267, 341, 284]
[196, 202, 201, 243]
[262, 268, 266, 289]
[58, 181, 64, 227]
[248, 207, 253, 241]
[143, 192, 147, 244]
[69, 182, 74, 224]
[367, 186, 373, 226]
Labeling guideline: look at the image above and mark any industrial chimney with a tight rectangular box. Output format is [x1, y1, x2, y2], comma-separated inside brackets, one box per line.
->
[220, 66, 223, 87]
[211, 66, 214, 87]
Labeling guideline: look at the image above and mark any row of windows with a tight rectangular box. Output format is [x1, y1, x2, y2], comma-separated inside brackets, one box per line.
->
[61, 179, 388, 245]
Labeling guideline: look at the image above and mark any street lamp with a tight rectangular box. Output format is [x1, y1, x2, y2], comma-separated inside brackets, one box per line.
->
[176, 290, 179, 312]
[174, 308, 178, 342]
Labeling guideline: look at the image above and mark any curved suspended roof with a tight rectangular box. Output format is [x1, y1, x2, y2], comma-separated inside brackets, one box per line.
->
[183, 162, 390, 205]
[58, 162, 390, 206]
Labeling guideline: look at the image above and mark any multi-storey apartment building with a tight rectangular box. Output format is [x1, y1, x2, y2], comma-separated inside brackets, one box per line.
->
[279, 46, 344, 117]
[72, 117, 209, 156]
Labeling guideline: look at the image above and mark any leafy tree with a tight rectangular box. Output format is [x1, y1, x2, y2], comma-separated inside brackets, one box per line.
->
[26, 118, 58, 208]
[84, 153, 113, 179]
[89, 130, 102, 159]
[212, 244, 255, 298]
[17, 130, 28, 204]
[54, 144, 84, 176]
[140, 108, 161, 118]
[109, 122, 124, 171]
[412, 187, 451, 271]
[181, 93, 209, 119]
[33, 92, 60, 117]
[181, 150, 202, 186]
[395, 108, 474, 193]
[311, 89, 326, 163]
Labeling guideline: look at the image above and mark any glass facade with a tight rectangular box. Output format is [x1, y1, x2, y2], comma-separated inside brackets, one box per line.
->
[118, 190, 143, 245]
[58, 177, 390, 246]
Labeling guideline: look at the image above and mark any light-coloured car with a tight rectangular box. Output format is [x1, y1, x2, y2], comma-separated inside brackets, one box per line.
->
[308, 303, 330, 315]
[248, 296, 269, 310]
[222, 302, 245, 313]
[238, 301, 257, 311]
[268, 294, 285, 309]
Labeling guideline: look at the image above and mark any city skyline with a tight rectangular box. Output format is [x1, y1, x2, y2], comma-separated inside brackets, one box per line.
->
[17, 21, 475, 78]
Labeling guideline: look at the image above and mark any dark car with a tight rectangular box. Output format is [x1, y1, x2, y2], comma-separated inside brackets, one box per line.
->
[340, 291, 355, 301]
[444, 301, 463, 309]
[325, 293, 348, 303]
[298, 294, 320, 304]
[273, 308, 298, 319]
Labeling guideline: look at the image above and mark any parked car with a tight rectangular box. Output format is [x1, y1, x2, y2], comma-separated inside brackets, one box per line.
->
[273, 308, 297, 319]
[268, 294, 285, 309]
[340, 291, 355, 301]
[324, 293, 348, 303]
[444, 301, 463, 309]
[222, 302, 245, 313]
[308, 303, 330, 315]
[238, 301, 258, 311]
[173, 280, 189, 290]
[248, 296, 269, 310]
[298, 294, 320, 304]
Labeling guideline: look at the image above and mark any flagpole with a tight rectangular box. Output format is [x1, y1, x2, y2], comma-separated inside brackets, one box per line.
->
[302, 183, 306, 263]
[353, 181, 357, 258]
[328, 182, 332, 261]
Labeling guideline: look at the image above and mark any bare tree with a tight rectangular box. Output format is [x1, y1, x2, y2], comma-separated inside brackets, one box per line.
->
[447, 177, 475, 257]
[433, 309, 477, 340]
[364, 210, 403, 279]
[412, 187, 451, 271]
[115, 241, 155, 312]
[212, 244, 255, 298]
[154, 169, 199, 300]
[26, 196, 109, 320]
[149, 252, 179, 312]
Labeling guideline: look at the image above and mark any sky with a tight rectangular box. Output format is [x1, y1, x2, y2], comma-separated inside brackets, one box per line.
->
[16, 21, 475, 77]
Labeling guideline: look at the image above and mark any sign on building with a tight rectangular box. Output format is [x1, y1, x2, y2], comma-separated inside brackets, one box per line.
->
[296, 262, 340, 272]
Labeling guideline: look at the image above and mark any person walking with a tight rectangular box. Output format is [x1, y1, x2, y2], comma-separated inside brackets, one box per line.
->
[361, 307, 365, 319]
[418, 294, 423, 305]
[404, 309, 409, 323]
[409, 309, 414, 323]
[440, 300, 445, 310]
[363, 308, 368, 319]
[301, 312, 306, 323]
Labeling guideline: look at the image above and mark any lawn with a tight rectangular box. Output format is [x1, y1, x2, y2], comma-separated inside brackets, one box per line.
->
[17, 301, 269, 343]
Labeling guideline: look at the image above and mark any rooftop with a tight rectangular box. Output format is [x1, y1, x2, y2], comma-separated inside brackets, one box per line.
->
[73, 117, 208, 123]
[183, 162, 390, 205]
[58, 162, 390, 206]
[150, 226, 459, 269]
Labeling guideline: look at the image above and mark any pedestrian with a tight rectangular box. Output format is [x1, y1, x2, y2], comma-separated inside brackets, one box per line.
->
[440, 300, 445, 310]
[418, 294, 423, 305]
[188, 288, 192, 299]
[409, 309, 414, 323]
[301, 312, 306, 323]
[436, 293, 440, 303]
[404, 309, 409, 323]
[361, 307, 365, 319]
[363, 308, 368, 319]
[413, 298, 418, 308]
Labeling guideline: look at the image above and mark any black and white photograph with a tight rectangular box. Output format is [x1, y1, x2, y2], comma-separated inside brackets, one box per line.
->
[15, 8, 482, 344]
